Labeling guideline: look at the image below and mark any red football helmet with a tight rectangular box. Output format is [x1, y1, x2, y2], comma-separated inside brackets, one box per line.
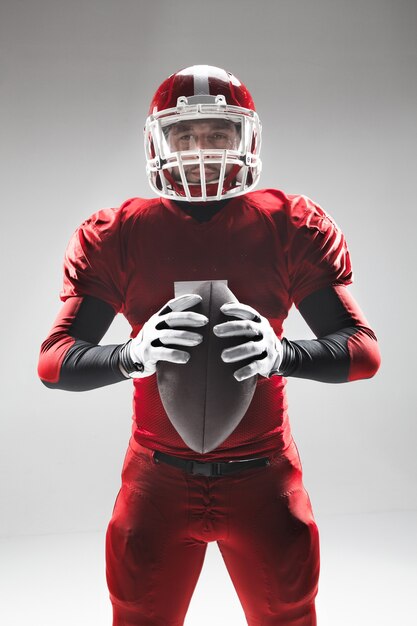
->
[144, 65, 262, 202]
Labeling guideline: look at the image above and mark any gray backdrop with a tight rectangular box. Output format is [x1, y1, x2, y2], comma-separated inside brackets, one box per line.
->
[1, 0, 416, 538]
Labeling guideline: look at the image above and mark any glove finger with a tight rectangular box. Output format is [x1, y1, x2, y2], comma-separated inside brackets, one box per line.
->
[221, 340, 265, 363]
[233, 361, 260, 382]
[158, 294, 202, 315]
[220, 302, 261, 322]
[213, 320, 260, 337]
[158, 329, 203, 346]
[160, 311, 209, 328]
[152, 346, 191, 364]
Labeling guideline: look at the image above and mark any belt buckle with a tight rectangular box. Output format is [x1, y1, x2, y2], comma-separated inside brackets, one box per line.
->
[191, 461, 220, 477]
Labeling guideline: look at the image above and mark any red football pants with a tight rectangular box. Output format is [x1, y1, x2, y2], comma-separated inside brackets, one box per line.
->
[105, 438, 320, 626]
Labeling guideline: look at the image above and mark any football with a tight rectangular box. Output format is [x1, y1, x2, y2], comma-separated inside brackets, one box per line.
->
[156, 281, 258, 454]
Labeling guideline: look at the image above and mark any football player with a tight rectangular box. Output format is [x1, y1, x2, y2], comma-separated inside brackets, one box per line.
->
[38, 65, 380, 626]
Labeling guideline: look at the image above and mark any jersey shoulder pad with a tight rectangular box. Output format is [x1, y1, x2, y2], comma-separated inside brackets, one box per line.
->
[244, 188, 288, 214]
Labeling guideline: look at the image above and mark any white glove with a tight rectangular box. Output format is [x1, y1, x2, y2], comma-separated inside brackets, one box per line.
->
[128, 293, 208, 378]
[213, 302, 283, 382]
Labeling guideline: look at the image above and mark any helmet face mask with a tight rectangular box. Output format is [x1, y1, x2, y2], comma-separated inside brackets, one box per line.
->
[162, 117, 241, 186]
[144, 66, 262, 202]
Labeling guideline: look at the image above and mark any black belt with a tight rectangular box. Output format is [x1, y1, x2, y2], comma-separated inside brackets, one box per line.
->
[153, 450, 270, 477]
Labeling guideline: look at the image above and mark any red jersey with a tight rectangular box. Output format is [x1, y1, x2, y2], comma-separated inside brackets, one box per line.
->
[61, 189, 352, 460]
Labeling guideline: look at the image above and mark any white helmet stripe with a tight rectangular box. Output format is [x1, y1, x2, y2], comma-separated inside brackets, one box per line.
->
[193, 65, 210, 96]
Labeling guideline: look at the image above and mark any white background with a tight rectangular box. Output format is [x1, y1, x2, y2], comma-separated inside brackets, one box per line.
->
[1, 0, 416, 624]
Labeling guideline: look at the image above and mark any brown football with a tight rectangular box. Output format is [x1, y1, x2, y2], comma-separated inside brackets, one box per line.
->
[156, 281, 258, 454]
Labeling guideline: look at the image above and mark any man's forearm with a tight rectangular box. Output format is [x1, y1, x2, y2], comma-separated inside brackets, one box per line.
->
[38, 295, 131, 391]
[279, 285, 380, 383]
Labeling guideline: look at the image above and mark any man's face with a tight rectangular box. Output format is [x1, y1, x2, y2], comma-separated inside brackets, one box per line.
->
[165, 118, 240, 184]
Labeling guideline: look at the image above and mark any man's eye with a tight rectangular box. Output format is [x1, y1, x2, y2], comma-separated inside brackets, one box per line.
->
[179, 134, 192, 141]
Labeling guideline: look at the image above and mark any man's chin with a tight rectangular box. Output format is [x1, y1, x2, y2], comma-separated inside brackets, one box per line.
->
[187, 178, 219, 185]
[170, 167, 228, 185]
[186, 172, 220, 184]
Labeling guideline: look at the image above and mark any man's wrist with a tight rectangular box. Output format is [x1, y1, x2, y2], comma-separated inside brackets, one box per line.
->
[268, 352, 283, 377]
[272, 338, 298, 377]
[118, 340, 145, 378]
[268, 338, 291, 377]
